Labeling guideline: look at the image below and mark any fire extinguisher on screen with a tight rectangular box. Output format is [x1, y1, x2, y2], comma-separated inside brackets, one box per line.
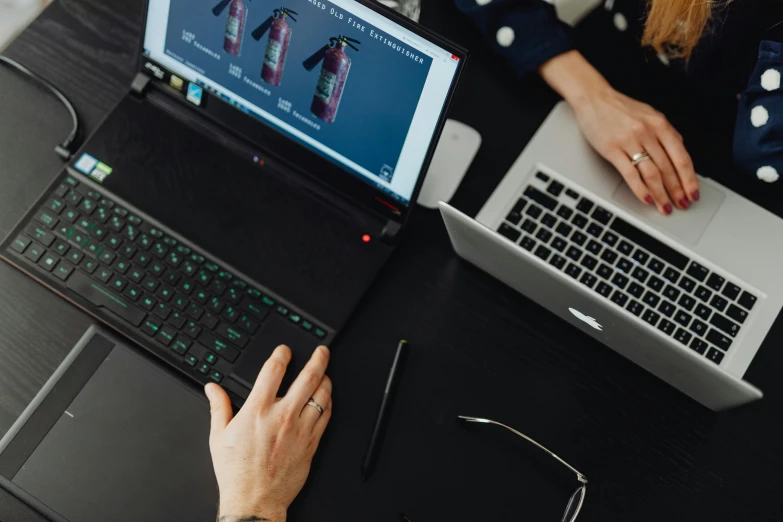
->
[213, 0, 251, 57]
[303, 35, 361, 123]
[251, 7, 298, 87]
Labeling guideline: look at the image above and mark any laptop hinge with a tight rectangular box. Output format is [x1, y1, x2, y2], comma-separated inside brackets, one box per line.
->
[130, 73, 151, 97]
[380, 220, 401, 244]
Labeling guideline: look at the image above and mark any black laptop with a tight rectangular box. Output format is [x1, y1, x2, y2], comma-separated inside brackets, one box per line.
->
[1, 0, 465, 404]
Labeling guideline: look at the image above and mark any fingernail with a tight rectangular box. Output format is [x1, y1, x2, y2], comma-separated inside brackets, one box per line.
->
[320, 345, 330, 356]
[679, 198, 690, 209]
[644, 195, 654, 205]
[691, 190, 700, 201]
[663, 203, 672, 215]
[204, 383, 214, 401]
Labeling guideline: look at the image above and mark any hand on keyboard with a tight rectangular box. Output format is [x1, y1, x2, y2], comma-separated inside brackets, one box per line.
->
[206, 344, 332, 522]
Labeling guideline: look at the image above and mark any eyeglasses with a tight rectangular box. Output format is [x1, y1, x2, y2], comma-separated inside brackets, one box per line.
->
[457, 416, 588, 522]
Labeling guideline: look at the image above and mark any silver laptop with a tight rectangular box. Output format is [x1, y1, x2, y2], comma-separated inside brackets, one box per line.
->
[440, 102, 783, 410]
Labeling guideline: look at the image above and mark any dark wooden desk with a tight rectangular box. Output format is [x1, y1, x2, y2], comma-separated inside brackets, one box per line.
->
[0, 2, 780, 521]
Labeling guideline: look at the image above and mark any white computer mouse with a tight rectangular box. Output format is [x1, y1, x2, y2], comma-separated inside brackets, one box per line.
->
[417, 119, 482, 209]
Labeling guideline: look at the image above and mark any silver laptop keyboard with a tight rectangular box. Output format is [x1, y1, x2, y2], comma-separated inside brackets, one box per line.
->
[496, 172, 759, 366]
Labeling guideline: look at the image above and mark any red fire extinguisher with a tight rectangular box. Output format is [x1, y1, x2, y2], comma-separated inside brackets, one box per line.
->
[213, 0, 251, 56]
[251, 7, 298, 87]
[303, 35, 361, 123]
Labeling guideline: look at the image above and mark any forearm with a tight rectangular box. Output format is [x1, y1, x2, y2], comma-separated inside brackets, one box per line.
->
[217, 514, 283, 522]
[538, 50, 612, 109]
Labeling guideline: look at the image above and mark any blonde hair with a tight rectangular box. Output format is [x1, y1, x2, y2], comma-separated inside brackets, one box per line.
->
[642, 0, 725, 58]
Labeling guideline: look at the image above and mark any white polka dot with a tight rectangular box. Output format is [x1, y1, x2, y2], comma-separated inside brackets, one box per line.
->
[604, 0, 615, 10]
[757, 166, 779, 183]
[760, 68, 781, 91]
[496, 26, 515, 47]
[613, 12, 628, 32]
[751, 105, 769, 127]
[657, 53, 670, 66]
[476, 0, 492, 5]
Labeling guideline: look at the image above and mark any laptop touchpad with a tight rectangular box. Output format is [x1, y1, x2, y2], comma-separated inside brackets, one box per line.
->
[611, 178, 724, 246]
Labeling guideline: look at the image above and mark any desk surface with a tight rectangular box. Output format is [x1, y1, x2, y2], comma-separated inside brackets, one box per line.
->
[0, 2, 781, 521]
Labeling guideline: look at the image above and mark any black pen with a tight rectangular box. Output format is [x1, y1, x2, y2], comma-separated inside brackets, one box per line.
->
[361, 339, 409, 481]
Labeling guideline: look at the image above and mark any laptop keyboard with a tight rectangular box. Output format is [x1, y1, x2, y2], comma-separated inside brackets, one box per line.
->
[497, 171, 759, 367]
[6, 175, 327, 387]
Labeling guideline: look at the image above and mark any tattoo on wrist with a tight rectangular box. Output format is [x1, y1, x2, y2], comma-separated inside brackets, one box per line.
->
[217, 515, 271, 522]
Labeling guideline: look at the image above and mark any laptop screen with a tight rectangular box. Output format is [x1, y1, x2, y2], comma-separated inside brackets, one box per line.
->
[142, 0, 461, 204]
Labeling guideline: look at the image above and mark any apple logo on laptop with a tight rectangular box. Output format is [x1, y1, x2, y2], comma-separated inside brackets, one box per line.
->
[569, 308, 603, 331]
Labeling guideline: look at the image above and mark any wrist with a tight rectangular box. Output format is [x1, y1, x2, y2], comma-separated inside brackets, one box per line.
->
[218, 502, 287, 522]
[538, 50, 613, 111]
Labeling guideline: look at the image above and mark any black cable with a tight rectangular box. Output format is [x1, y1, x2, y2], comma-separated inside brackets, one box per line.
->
[0, 54, 80, 161]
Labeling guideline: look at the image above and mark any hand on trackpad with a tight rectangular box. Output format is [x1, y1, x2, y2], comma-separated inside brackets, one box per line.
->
[232, 315, 323, 394]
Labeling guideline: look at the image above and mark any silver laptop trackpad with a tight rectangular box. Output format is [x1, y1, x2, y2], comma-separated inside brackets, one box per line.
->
[611, 179, 725, 245]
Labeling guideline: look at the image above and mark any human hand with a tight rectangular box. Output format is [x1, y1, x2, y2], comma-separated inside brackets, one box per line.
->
[539, 51, 699, 215]
[205, 345, 333, 522]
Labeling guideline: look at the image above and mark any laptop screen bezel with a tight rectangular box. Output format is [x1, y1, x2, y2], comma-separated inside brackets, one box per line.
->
[136, 0, 467, 226]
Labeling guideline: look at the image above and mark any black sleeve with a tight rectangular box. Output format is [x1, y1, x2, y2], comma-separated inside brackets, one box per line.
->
[454, 0, 576, 77]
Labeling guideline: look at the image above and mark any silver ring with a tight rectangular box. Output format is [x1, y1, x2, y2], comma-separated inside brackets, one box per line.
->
[631, 152, 651, 166]
[306, 398, 324, 415]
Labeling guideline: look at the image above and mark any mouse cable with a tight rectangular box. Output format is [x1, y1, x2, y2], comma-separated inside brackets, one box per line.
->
[0, 54, 80, 161]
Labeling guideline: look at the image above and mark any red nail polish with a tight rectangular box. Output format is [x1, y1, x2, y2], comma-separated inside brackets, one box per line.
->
[663, 203, 672, 215]
[691, 191, 700, 201]
[679, 198, 690, 209]
[645, 195, 654, 205]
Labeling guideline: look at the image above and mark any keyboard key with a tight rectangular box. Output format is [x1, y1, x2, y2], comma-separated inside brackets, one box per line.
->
[525, 205, 543, 219]
[238, 314, 260, 334]
[710, 313, 740, 337]
[534, 245, 551, 261]
[690, 338, 708, 355]
[124, 224, 139, 241]
[631, 266, 648, 283]
[601, 232, 618, 247]
[549, 254, 566, 270]
[662, 268, 680, 284]
[208, 297, 225, 314]
[535, 228, 553, 244]
[80, 257, 98, 274]
[10, 235, 31, 254]
[511, 234, 534, 252]
[521, 219, 537, 234]
[566, 246, 582, 262]
[535, 172, 550, 182]
[674, 328, 692, 346]
[592, 207, 612, 225]
[610, 218, 689, 270]
[686, 262, 709, 282]
[498, 223, 521, 242]
[726, 304, 748, 324]
[186, 303, 204, 320]
[541, 213, 557, 229]
[576, 198, 594, 214]
[198, 332, 240, 362]
[556, 206, 573, 220]
[523, 185, 558, 211]
[710, 295, 728, 312]
[25, 223, 55, 247]
[597, 264, 613, 279]
[689, 319, 708, 337]
[216, 323, 249, 348]
[600, 249, 618, 264]
[200, 311, 220, 330]
[169, 312, 187, 330]
[150, 262, 166, 277]
[586, 223, 604, 238]
[586, 240, 602, 255]
[134, 251, 151, 267]
[193, 289, 209, 304]
[643, 292, 660, 308]
[154, 302, 172, 320]
[37, 252, 59, 272]
[54, 183, 70, 197]
[695, 304, 712, 321]
[556, 222, 573, 237]
[738, 291, 757, 311]
[631, 249, 649, 265]
[156, 284, 174, 302]
[617, 241, 633, 256]
[695, 286, 712, 302]
[722, 283, 741, 301]
[155, 325, 177, 346]
[121, 244, 137, 258]
[204, 352, 218, 365]
[642, 309, 660, 326]
[124, 285, 142, 301]
[706, 273, 725, 292]
[197, 363, 211, 375]
[139, 294, 157, 311]
[61, 208, 79, 223]
[663, 285, 680, 302]
[301, 320, 314, 332]
[647, 276, 664, 292]
[505, 200, 526, 225]
[658, 319, 676, 335]
[628, 282, 644, 298]
[547, 180, 564, 197]
[580, 255, 597, 270]
[222, 305, 240, 323]
[65, 191, 82, 206]
[52, 260, 75, 281]
[596, 282, 612, 297]
[109, 276, 127, 292]
[706, 348, 725, 364]
[94, 207, 110, 223]
[678, 277, 696, 293]
[571, 232, 587, 247]
[66, 271, 146, 327]
[579, 273, 597, 288]
[127, 215, 142, 226]
[111, 257, 130, 275]
[647, 258, 664, 274]
[658, 301, 675, 318]
[626, 300, 643, 316]
[172, 295, 190, 311]
[565, 263, 581, 279]
[95, 267, 113, 284]
[611, 291, 629, 307]
[171, 337, 192, 355]
[35, 208, 60, 229]
[178, 280, 195, 295]
[707, 329, 732, 351]
[565, 189, 579, 199]
[77, 198, 96, 215]
[674, 310, 691, 327]
[678, 295, 696, 311]
[572, 214, 588, 229]
[611, 273, 629, 289]
[616, 258, 633, 273]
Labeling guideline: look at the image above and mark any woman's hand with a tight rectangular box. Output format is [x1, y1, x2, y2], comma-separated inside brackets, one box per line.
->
[539, 51, 700, 215]
[205, 345, 333, 522]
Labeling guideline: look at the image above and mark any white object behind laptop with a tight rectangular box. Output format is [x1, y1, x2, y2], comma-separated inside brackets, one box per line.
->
[418, 119, 481, 209]
[440, 102, 783, 410]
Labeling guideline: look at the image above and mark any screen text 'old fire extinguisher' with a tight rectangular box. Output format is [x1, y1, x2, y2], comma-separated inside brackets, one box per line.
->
[303, 35, 361, 124]
[251, 7, 298, 87]
[213, 0, 252, 57]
